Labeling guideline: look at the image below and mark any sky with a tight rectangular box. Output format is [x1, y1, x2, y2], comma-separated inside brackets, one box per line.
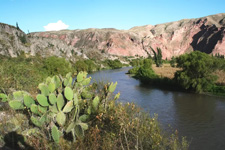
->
[1, 0, 225, 33]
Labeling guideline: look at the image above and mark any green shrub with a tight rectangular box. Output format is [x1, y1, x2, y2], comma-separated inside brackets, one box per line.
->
[136, 66, 159, 81]
[174, 51, 218, 93]
[0, 55, 46, 93]
[0, 72, 119, 144]
[130, 58, 144, 67]
[84, 60, 99, 72]
[74, 60, 88, 72]
[43, 56, 73, 76]
[0, 55, 75, 94]
[170, 56, 176, 67]
[127, 67, 139, 74]
[135, 59, 159, 81]
[0, 72, 188, 150]
[104, 59, 123, 69]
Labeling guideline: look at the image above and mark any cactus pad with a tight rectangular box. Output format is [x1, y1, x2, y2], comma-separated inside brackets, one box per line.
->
[65, 87, 73, 100]
[63, 101, 74, 113]
[37, 94, 49, 107]
[92, 96, 100, 111]
[38, 83, 49, 96]
[51, 125, 60, 143]
[49, 93, 57, 105]
[0, 93, 8, 102]
[56, 111, 66, 126]
[108, 82, 117, 93]
[24, 95, 35, 108]
[57, 94, 64, 111]
[9, 100, 24, 110]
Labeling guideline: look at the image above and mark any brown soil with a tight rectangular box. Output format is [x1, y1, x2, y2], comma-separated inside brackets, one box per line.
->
[215, 70, 225, 85]
[152, 64, 180, 79]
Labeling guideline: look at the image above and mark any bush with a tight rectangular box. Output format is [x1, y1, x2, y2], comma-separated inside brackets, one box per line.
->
[170, 56, 176, 67]
[136, 66, 159, 81]
[127, 67, 139, 74]
[74, 60, 88, 72]
[174, 51, 218, 93]
[43, 56, 73, 76]
[0, 55, 47, 93]
[136, 59, 159, 81]
[84, 60, 99, 72]
[0, 55, 74, 94]
[0, 72, 188, 150]
[104, 59, 123, 69]
[130, 58, 144, 67]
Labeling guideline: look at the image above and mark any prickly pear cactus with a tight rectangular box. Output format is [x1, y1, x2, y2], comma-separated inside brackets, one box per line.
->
[1, 71, 120, 143]
[0, 93, 8, 102]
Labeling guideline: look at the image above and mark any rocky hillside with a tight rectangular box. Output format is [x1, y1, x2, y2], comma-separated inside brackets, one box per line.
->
[0, 13, 225, 60]
[0, 23, 29, 57]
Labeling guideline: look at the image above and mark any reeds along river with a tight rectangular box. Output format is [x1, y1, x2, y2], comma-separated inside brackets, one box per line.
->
[89, 67, 225, 150]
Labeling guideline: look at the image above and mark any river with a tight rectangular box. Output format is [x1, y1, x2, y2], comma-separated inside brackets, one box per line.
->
[90, 67, 225, 150]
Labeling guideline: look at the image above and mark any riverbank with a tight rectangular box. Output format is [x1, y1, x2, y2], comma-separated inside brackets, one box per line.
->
[0, 54, 128, 95]
[152, 64, 225, 85]
[128, 61, 225, 96]
[0, 69, 189, 150]
[89, 67, 225, 150]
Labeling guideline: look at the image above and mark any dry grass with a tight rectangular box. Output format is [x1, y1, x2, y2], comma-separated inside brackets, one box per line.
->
[152, 64, 225, 85]
[215, 70, 225, 85]
[152, 64, 180, 79]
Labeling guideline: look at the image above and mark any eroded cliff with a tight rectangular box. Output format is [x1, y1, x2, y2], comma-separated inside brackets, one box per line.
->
[1, 13, 225, 60]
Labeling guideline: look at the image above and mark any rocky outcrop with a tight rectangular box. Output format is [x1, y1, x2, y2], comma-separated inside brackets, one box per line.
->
[29, 28, 148, 60]
[0, 13, 225, 60]
[139, 13, 225, 59]
[0, 23, 29, 57]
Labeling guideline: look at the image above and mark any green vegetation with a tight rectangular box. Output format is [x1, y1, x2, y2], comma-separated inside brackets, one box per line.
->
[0, 72, 188, 150]
[151, 47, 163, 67]
[103, 59, 123, 69]
[0, 54, 126, 96]
[129, 51, 225, 94]
[16, 22, 20, 30]
[43, 56, 73, 76]
[0, 55, 74, 94]
[170, 56, 176, 67]
[129, 58, 144, 67]
[214, 53, 225, 59]
[129, 58, 159, 80]
[174, 51, 218, 93]
[128, 58, 177, 89]
[174, 51, 225, 93]
[74, 59, 99, 73]
[135, 59, 159, 82]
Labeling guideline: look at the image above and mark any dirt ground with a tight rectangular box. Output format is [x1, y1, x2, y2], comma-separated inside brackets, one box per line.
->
[152, 64, 225, 85]
[152, 64, 180, 79]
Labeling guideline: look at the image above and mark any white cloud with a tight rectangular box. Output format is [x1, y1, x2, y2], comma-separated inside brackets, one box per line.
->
[44, 20, 69, 31]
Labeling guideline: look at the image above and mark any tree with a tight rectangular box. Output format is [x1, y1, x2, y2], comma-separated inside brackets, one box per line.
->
[16, 22, 20, 30]
[136, 59, 158, 81]
[170, 56, 176, 67]
[174, 51, 218, 93]
[151, 47, 163, 67]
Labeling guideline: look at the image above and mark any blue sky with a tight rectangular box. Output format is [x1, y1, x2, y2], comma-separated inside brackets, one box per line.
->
[1, 0, 225, 33]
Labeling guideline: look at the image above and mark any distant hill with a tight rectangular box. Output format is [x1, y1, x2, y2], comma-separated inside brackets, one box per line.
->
[1, 13, 225, 60]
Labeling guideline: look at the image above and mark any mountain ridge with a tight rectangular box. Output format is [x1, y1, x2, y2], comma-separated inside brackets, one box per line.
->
[0, 13, 225, 61]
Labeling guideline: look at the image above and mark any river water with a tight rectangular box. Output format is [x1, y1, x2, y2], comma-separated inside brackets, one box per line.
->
[90, 67, 225, 150]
